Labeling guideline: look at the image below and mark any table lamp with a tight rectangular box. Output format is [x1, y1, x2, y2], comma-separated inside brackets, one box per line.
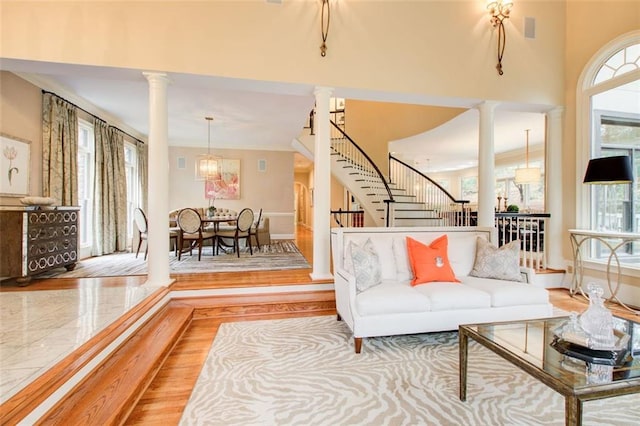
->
[583, 155, 633, 185]
[583, 155, 634, 232]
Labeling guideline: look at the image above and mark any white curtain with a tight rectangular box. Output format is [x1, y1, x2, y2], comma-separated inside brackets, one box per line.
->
[41, 93, 78, 205]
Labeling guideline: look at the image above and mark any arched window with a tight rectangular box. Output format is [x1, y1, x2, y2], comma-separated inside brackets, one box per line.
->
[577, 32, 640, 268]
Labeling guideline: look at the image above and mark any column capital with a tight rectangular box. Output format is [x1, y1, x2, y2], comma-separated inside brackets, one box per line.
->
[143, 72, 170, 85]
[546, 106, 565, 119]
[476, 100, 500, 113]
[313, 86, 334, 97]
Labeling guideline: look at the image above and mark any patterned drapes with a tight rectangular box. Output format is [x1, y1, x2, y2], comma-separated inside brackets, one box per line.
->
[137, 140, 148, 211]
[92, 120, 128, 255]
[42, 93, 78, 205]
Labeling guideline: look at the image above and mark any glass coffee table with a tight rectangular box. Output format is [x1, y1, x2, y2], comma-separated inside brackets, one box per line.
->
[459, 316, 640, 426]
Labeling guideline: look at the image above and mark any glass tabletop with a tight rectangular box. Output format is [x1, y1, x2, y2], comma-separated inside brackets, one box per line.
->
[463, 316, 640, 390]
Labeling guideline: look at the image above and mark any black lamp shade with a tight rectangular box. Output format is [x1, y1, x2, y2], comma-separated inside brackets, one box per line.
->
[583, 155, 634, 184]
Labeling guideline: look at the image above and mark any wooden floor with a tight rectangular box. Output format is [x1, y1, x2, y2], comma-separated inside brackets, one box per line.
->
[3, 226, 638, 424]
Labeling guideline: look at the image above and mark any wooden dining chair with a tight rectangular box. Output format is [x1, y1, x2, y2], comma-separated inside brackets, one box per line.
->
[134, 207, 148, 260]
[176, 208, 216, 261]
[216, 208, 254, 257]
[249, 208, 263, 250]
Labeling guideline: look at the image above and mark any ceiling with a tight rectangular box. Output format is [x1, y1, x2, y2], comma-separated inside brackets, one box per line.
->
[390, 109, 546, 173]
[2, 58, 551, 173]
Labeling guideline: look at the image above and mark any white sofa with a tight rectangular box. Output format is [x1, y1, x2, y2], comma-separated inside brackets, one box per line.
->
[330, 226, 553, 353]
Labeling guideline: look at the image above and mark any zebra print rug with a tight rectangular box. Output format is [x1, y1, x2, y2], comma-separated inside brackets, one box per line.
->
[181, 316, 639, 426]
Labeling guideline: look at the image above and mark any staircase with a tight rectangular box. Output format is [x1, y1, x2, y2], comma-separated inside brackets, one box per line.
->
[325, 121, 471, 227]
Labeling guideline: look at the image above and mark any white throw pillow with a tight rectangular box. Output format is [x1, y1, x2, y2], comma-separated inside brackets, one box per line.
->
[392, 237, 414, 282]
[469, 237, 522, 282]
[349, 238, 382, 293]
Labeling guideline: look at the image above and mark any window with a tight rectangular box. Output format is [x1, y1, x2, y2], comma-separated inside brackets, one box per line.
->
[580, 37, 640, 268]
[495, 163, 545, 212]
[77, 119, 95, 257]
[460, 176, 478, 204]
[124, 141, 139, 245]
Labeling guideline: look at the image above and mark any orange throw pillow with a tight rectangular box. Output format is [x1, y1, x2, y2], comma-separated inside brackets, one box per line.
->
[406, 236, 460, 286]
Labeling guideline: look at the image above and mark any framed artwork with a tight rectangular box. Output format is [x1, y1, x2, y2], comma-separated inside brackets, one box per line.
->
[0, 134, 30, 197]
[204, 159, 240, 200]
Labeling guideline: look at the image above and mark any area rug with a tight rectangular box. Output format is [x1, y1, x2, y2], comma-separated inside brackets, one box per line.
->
[45, 241, 310, 278]
[180, 316, 639, 426]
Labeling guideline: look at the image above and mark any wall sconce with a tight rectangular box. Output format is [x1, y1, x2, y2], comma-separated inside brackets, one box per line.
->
[320, 0, 330, 57]
[487, 0, 513, 75]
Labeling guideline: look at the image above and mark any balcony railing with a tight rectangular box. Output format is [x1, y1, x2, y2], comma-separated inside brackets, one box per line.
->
[495, 213, 550, 270]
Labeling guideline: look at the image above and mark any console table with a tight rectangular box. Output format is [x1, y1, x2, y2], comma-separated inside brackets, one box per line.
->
[568, 229, 639, 315]
[0, 206, 79, 284]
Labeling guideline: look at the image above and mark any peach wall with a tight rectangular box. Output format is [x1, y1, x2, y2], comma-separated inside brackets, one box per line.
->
[0, 1, 565, 106]
[345, 100, 467, 176]
[0, 71, 42, 205]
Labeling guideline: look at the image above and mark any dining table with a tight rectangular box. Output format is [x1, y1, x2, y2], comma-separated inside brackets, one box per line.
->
[201, 216, 238, 232]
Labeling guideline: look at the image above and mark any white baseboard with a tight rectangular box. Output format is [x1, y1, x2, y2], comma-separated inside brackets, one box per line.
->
[271, 234, 295, 240]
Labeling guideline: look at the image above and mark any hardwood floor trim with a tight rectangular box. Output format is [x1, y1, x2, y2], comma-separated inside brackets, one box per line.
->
[176, 290, 337, 320]
[37, 301, 194, 426]
[0, 287, 170, 425]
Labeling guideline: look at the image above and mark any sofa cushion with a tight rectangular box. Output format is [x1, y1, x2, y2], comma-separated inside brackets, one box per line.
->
[413, 283, 492, 311]
[344, 235, 396, 280]
[356, 280, 431, 316]
[349, 239, 382, 293]
[393, 237, 414, 281]
[407, 236, 460, 286]
[469, 237, 522, 282]
[461, 276, 549, 307]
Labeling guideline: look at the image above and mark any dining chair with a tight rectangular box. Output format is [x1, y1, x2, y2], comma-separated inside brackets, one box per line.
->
[249, 208, 263, 250]
[176, 208, 216, 261]
[133, 207, 148, 260]
[216, 208, 254, 257]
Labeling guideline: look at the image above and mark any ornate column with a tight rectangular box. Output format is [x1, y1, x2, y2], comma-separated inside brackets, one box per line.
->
[545, 107, 564, 269]
[143, 72, 172, 287]
[477, 101, 499, 228]
[311, 86, 333, 280]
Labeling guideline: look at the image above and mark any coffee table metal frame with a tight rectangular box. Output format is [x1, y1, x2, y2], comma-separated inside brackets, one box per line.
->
[459, 317, 640, 426]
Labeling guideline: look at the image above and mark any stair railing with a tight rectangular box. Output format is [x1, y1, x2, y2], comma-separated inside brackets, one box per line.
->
[330, 121, 395, 226]
[389, 155, 472, 226]
[331, 208, 365, 227]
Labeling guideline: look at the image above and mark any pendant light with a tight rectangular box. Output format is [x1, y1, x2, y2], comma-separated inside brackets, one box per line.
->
[514, 129, 541, 184]
[198, 116, 220, 179]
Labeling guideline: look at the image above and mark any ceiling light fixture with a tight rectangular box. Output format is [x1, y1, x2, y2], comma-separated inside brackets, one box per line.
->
[320, 0, 330, 57]
[514, 129, 541, 184]
[487, 0, 513, 75]
[198, 116, 220, 179]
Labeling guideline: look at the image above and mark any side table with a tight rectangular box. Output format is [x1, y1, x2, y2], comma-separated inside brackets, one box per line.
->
[568, 229, 639, 315]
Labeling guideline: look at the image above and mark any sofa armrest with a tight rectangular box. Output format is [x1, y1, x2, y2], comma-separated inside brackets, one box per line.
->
[334, 267, 359, 325]
[519, 266, 536, 285]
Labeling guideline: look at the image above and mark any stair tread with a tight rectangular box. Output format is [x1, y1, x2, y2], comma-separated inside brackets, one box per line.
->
[40, 303, 194, 425]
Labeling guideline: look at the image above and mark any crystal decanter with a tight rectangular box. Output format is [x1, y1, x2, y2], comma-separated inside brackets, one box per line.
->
[579, 284, 616, 350]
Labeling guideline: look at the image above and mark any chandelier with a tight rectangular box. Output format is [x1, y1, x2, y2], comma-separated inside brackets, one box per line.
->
[514, 129, 541, 184]
[198, 116, 220, 179]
